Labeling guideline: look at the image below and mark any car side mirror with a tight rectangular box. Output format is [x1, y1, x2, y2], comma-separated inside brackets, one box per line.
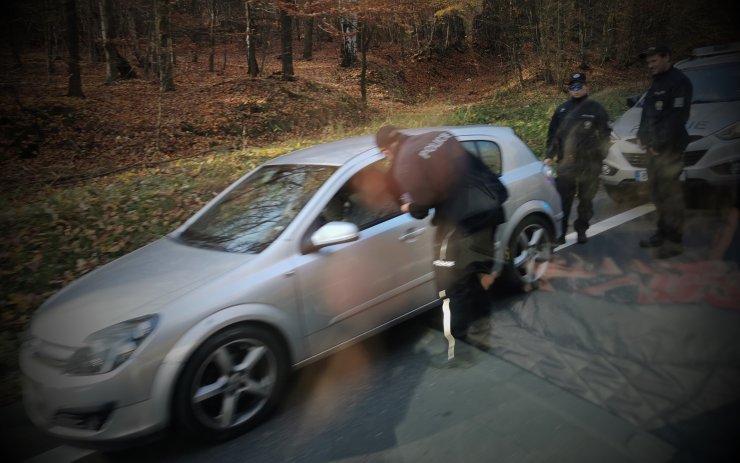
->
[304, 221, 359, 253]
[626, 95, 640, 108]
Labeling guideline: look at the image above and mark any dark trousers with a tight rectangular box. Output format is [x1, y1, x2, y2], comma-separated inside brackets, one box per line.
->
[555, 166, 600, 237]
[433, 224, 493, 339]
[647, 152, 684, 243]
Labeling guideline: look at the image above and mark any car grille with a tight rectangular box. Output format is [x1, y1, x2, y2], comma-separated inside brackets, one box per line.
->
[624, 150, 707, 168]
[683, 150, 707, 166]
[624, 153, 648, 168]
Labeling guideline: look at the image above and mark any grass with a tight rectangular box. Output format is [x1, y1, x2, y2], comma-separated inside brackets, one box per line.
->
[0, 82, 641, 404]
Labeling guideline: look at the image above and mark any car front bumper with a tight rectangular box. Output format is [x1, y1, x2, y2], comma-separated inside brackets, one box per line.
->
[600, 138, 740, 188]
[20, 340, 170, 443]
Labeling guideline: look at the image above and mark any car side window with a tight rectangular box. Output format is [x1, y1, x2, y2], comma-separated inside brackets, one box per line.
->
[462, 140, 503, 175]
[319, 160, 400, 230]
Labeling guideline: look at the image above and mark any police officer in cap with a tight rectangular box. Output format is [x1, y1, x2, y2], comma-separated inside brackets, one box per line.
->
[636, 45, 692, 259]
[545, 72, 610, 245]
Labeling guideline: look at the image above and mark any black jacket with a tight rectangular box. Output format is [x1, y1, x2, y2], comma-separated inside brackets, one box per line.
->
[546, 96, 610, 168]
[637, 66, 693, 154]
[408, 152, 508, 234]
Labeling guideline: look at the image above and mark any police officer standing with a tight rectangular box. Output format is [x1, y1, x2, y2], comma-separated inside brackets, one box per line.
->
[636, 45, 693, 259]
[544, 72, 610, 245]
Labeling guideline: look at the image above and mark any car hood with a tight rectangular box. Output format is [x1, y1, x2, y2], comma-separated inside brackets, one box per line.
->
[612, 101, 740, 139]
[32, 237, 252, 346]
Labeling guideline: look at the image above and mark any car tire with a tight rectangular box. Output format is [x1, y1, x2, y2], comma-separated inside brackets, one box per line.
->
[173, 324, 289, 442]
[502, 215, 553, 292]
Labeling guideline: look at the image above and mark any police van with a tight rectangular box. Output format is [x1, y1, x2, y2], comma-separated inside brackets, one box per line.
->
[601, 43, 740, 204]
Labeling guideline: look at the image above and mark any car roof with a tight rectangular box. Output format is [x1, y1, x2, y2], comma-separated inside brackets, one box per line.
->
[265, 125, 516, 167]
[677, 51, 740, 70]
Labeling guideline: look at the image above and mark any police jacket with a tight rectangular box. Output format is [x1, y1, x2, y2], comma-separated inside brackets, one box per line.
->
[407, 152, 508, 234]
[546, 96, 610, 168]
[637, 66, 692, 154]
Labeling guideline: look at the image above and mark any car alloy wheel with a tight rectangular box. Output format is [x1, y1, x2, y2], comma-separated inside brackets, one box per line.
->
[175, 325, 288, 441]
[504, 215, 552, 290]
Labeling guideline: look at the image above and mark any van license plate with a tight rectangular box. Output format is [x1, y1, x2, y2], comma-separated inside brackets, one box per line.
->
[635, 170, 648, 182]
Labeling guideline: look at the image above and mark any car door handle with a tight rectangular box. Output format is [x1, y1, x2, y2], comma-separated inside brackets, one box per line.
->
[399, 227, 426, 242]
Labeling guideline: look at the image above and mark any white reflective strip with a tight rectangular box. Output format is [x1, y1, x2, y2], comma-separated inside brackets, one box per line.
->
[439, 228, 456, 260]
[433, 259, 456, 267]
[441, 297, 456, 360]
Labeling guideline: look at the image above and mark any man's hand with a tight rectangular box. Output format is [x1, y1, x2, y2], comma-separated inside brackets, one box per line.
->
[543, 158, 553, 166]
[400, 202, 410, 213]
[479, 272, 498, 291]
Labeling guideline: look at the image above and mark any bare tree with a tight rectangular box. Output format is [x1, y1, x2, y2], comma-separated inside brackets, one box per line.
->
[154, 0, 174, 91]
[340, 12, 357, 67]
[279, 0, 295, 80]
[65, 0, 85, 97]
[99, 0, 135, 83]
[245, 0, 259, 76]
[359, 21, 372, 103]
[208, 0, 216, 72]
[303, 13, 314, 60]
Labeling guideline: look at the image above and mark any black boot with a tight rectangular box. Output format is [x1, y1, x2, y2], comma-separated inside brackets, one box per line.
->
[639, 234, 664, 248]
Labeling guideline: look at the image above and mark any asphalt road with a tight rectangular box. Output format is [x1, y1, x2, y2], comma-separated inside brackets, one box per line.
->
[4, 186, 739, 463]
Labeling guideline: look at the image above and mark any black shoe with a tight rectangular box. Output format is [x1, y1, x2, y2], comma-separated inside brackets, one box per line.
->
[577, 232, 588, 244]
[655, 241, 683, 259]
[639, 235, 664, 248]
[555, 236, 566, 245]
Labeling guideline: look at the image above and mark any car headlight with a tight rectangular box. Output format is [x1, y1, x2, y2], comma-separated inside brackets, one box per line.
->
[716, 121, 740, 140]
[65, 315, 158, 375]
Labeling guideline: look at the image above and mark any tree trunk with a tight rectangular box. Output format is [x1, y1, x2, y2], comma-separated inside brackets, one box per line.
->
[303, 15, 314, 60]
[99, 0, 117, 83]
[2, 0, 23, 69]
[208, 0, 216, 72]
[340, 15, 357, 67]
[359, 22, 372, 104]
[43, 0, 55, 79]
[65, 0, 85, 98]
[129, 6, 152, 77]
[154, 0, 174, 91]
[280, 3, 294, 80]
[245, 0, 259, 76]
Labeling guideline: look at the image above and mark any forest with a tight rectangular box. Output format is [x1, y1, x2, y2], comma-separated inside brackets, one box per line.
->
[0, 0, 738, 403]
[2, 0, 739, 189]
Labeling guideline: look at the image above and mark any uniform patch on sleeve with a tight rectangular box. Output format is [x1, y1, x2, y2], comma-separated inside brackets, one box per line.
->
[674, 97, 685, 108]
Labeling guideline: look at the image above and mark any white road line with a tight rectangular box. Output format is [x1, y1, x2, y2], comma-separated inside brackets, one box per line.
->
[23, 445, 95, 463]
[555, 203, 656, 251]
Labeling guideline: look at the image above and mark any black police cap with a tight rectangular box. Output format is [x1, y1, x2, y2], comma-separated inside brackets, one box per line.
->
[639, 45, 671, 58]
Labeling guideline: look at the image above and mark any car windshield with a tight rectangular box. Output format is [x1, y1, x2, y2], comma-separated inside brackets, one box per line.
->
[683, 61, 740, 103]
[178, 164, 337, 253]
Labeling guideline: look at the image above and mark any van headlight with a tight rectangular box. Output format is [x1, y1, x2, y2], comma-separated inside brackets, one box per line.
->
[716, 122, 740, 140]
[65, 315, 158, 375]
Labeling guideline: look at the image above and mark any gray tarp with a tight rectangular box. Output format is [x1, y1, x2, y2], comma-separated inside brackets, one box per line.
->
[468, 213, 740, 459]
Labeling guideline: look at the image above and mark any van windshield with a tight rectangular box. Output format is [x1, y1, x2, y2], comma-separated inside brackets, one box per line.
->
[683, 61, 740, 103]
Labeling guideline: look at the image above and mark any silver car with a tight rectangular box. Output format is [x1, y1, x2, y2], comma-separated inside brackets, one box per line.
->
[20, 125, 562, 445]
[602, 44, 740, 203]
